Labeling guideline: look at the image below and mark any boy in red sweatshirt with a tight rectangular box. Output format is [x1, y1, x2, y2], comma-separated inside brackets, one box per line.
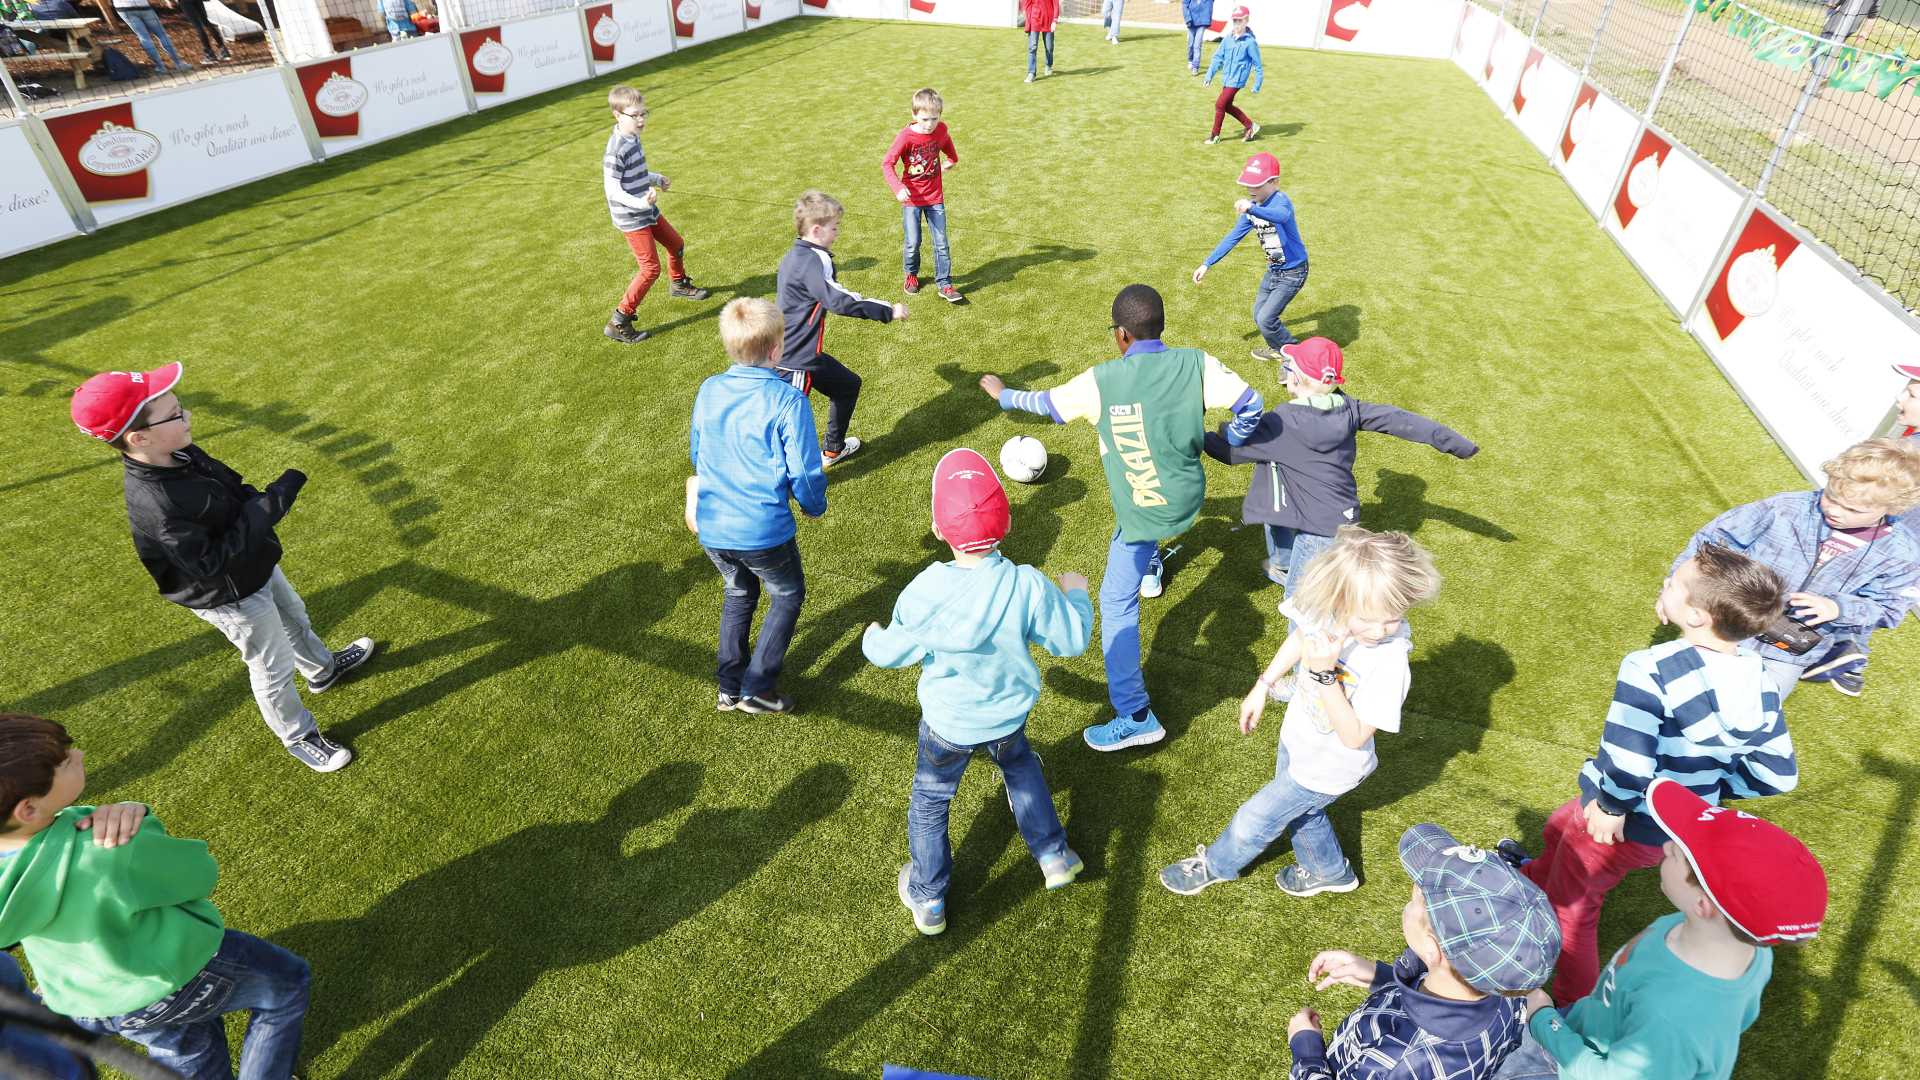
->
[882, 87, 962, 303]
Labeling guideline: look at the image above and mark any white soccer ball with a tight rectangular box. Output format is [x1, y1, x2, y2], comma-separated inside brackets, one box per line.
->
[1000, 435, 1048, 484]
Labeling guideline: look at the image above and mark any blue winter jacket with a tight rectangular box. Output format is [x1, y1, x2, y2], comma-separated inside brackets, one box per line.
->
[1205, 29, 1263, 91]
[1182, 0, 1212, 29]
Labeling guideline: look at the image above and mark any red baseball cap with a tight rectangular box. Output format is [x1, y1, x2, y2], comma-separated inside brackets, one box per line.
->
[1891, 362, 1920, 380]
[931, 448, 1010, 553]
[1229, 4, 1249, 16]
[1645, 777, 1828, 943]
[1279, 338, 1345, 385]
[70, 362, 183, 442]
[1237, 152, 1281, 187]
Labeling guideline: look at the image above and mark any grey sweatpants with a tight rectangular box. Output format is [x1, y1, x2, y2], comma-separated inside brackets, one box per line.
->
[192, 566, 333, 746]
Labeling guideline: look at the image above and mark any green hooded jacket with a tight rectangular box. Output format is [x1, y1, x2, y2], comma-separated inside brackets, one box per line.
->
[0, 806, 224, 1017]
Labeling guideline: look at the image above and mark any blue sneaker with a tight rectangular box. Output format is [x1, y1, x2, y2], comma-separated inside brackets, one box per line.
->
[1276, 860, 1359, 897]
[1083, 708, 1166, 752]
[897, 863, 946, 935]
[308, 637, 374, 693]
[1039, 849, 1084, 889]
[1159, 845, 1229, 895]
[1140, 545, 1180, 599]
[1800, 640, 1866, 681]
[1829, 666, 1865, 696]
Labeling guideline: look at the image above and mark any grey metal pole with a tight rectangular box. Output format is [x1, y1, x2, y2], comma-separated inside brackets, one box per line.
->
[1643, 0, 1697, 120]
[1530, 0, 1550, 39]
[1757, 57, 1827, 196]
[0, 49, 29, 117]
[1498, 0, 1509, 23]
[1581, 0, 1618, 73]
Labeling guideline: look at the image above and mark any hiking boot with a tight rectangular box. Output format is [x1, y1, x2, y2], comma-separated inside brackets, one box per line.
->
[604, 309, 648, 344]
[1250, 346, 1286, 362]
[1243, 121, 1261, 141]
[308, 638, 374, 693]
[717, 691, 741, 711]
[735, 693, 795, 715]
[1040, 849, 1085, 889]
[904, 274, 921, 295]
[938, 285, 963, 303]
[1083, 708, 1165, 752]
[289, 733, 353, 773]
[898, 863, 947, 935]
[1277, 860, 1359, 897]
[1160, 845, 1230, 895]
[821, 436, 862, 468]
[1496, 838, 1532, 869]
[669, 276, 709, 300]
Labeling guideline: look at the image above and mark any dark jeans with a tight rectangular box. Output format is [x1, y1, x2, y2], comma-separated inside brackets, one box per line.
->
[0, 953, 89, 1079]
[180, 0, 220, 55]
[1255, 262, 1309, 349]
[779, 355, 861, 455]
[907, 720, 1068, 902]
[72, 930, 310, 1080]
[704, 537, 805, 699]
[1027, 29, 1052, 74]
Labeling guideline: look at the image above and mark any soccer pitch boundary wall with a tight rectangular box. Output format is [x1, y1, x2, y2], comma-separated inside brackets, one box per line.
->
[3, 0, 1918, 481]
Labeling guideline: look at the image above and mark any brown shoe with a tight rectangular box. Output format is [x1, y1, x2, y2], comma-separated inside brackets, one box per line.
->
[669, 277, 709, 300]
[604, 309, 648, 344]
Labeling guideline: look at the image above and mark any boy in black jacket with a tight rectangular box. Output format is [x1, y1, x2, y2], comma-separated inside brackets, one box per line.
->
[777, 190, 910, 467]
[70, 364, 372, 772]
[1205, 339, 1478, 622]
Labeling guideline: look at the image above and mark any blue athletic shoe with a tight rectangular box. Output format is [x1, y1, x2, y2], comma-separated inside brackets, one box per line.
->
[1800, 640, 1866, 682]
[1083, 708, 1166, 752]
[897, 863, 946, 936]
[1039, 849, 1084, 889]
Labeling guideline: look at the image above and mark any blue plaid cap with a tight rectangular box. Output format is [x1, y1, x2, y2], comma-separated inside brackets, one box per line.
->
[1398, 823, 1562, 993]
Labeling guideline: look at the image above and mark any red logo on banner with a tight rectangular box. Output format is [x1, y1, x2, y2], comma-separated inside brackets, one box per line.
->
[1454, 5, 1469, 58]
[909, 0, 935, 10]
[1612, 127, 1669, 230]
[296, 59, 365, 139]
[745, 0, 761, 16]
[1512, 46, 1542, 114]
[586, 4, 618, 61]
[43, 102, 156, 205]
[1560, 80, 1599, 163]
[1484, 23, 1504, 82]
[803, 0, 826, 7]
[460, 31, 512, 94]
[1703, 210, 1801, 341]
[1324, 0, 1370, 42]
[673, 0, 696, 37]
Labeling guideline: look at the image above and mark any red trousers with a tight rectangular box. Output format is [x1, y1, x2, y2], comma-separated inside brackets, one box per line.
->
[1212, 86, 1251, 138]
[1521, 798, 1665, 1004]
[620, 215, 686, 315]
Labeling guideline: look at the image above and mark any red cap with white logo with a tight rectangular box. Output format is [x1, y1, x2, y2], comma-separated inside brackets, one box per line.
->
[70, 363, 183, 442]
[1229, 5, 1250, 16]
[931, 448, 1011, 553]
[1891, 362, 1920, 381]
[1280, 338, 1345, 385]
[1645, 777, 1828, 943]
[1237, 152, 1281, 187]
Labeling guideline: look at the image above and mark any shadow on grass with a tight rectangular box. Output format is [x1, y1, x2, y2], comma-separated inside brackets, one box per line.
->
[1289, 303, 1360, 346]
[951, 242, 1096, 299]
[276, 761, 851, 1080]
[1361, 469, 1516, 543]
[823, 359, 1059, 484]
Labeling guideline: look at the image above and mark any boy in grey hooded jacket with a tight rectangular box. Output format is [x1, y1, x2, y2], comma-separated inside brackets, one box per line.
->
[864, 448, 1093, 935]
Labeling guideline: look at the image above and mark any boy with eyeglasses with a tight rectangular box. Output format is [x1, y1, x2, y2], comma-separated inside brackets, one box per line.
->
[603, 84, 710, 345]
[70, 364, 374, 773]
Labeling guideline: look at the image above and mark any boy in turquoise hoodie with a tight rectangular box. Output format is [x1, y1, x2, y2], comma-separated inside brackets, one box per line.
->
[864, 448, 1094, 935]
[0, 714, 311, 1080]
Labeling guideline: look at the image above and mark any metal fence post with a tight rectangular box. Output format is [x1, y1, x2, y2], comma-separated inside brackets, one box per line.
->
[1529, 0, 1548, 39]
[1642, 0, 1696, 120]
[0, 51, 28, 116]
[1756, 59, 1827, 197]
[1580, 0, 1616, 74]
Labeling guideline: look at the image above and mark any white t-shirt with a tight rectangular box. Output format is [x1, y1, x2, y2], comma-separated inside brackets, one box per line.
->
[1278, 599, 1413, 796]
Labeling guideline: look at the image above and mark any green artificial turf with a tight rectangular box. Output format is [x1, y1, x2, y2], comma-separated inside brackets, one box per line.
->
[3, 18, 1918, 1079]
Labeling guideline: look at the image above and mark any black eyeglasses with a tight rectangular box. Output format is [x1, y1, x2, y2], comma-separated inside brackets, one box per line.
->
[131, 409, 186, 431]
[621, 109, 649, 119]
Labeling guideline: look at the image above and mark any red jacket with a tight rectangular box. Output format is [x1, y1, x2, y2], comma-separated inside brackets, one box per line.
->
[882, 123, 959, 208]
[1022, 0, 1057, 31]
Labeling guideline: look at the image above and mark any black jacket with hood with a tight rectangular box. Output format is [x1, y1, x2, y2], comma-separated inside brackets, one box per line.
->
[122, 445, 304, 609]
[1203, 392, 1476, 536]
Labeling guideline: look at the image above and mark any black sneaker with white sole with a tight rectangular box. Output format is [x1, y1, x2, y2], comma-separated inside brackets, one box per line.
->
[735, 693, 795, 714]
[289, 733, 354, 772]
[717, 691, 741, 711]
[309, 637, 375, 693]
[1495, 838, 1532, 869]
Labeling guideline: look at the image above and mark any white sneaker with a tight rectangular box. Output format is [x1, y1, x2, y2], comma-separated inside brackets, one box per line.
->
[822, 436, 862, 468]
[1139, 545, 1180, 598]
[1025, 72, 1034, 82]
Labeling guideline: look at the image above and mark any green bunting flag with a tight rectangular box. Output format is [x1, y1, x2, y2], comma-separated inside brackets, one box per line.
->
[1691, 0, 1920, 98]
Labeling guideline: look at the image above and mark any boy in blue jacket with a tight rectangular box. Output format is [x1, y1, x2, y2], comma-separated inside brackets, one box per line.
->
[864, 448, 1094, 935]
[1183, 0, 1212, 75]
[1195, 153, 1306, 360]
[1202, 7, 1262, 144]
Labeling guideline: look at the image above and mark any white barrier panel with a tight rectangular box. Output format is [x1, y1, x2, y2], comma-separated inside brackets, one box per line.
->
[1320, 0, 1461, 59]
[1507, 47, 1577, 156]
[1553, 80, 1637, 219]
[803, 0, 901, 16]
[1481, 20, 1526, 102]
[674, 0, 746, 44]
[586, 0, 676, 73]
[1221, 0, 1321, 50]
[294, 36, 468, 157]
[1689, 205, 1920, 481]
[746, 0, 802, 26]
[908, 0, 1012, 27]
[0, 123, 80, 258]
[39, 70, 311, 228]
[1450, 1, 1496, 79]
[460, 12, 592, 109]
[1602, 125, 1745, 314]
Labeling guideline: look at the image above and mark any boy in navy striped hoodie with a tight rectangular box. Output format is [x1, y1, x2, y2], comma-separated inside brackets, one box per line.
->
[1502, 543, 1798, 1006]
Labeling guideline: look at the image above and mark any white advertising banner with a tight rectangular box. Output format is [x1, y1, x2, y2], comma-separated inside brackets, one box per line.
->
[1690, 206, 1920, 481]
[0, 123, 79, 258]
[1220, 0, 1322, 49]
[746, 0, 802, 26]
[294, 36, 468, 157]
[908, 0, 1012, 27]
[802, 0, 901, 18]
[460, 12, 591, 109]
[39, 70, 312, 229]
[671, 0, 745, 42]
[1319, 0, 1462, 59]
[1603, 125, 1745, 314]
[1553, 80, 1638, 219]
[1450, 1, 1497, 80]
[1481, 20, 1528, 104]
[1507, 47, 1578, 156]
[585, 0, 675, 73]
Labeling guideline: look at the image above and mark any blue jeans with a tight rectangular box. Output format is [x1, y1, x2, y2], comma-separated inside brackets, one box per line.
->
[120, 6, 183, 68]
[0, 953, 87, 1079]
[1099, 525, 1160, 717]
[1255, 262, 1310, 350]
[1490, 1020, 1559, 1078]
[902, 202, 951, 288]
[705, 538, 805, 699]
[1102, 0, 1124, 38]
[1187, 26, 1205, 70]
[1027, 29, 1053, 75]
[907, 720, 1068, 902]
[1204, 740, 1348, 878]
[1266, 526, 1335, 632]
[72, 930, 311, 1080]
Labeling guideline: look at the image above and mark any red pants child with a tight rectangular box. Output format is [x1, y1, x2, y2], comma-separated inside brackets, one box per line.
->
[621, 215, 686, 315]
[1520, 798, 1665, 1004]
[1211, 86, 1251, 138]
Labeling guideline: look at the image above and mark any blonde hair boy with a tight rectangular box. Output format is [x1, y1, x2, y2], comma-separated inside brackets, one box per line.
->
[718, 297, 783, 368]
[911, 87, 943, 117]
[794, 191, 844, 237]
[1822, 436, 1920, 514]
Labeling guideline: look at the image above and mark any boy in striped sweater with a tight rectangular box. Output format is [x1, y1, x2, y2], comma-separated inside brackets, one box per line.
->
[1501, 543, 1798, 1006]
[602, 85, 709, 345]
